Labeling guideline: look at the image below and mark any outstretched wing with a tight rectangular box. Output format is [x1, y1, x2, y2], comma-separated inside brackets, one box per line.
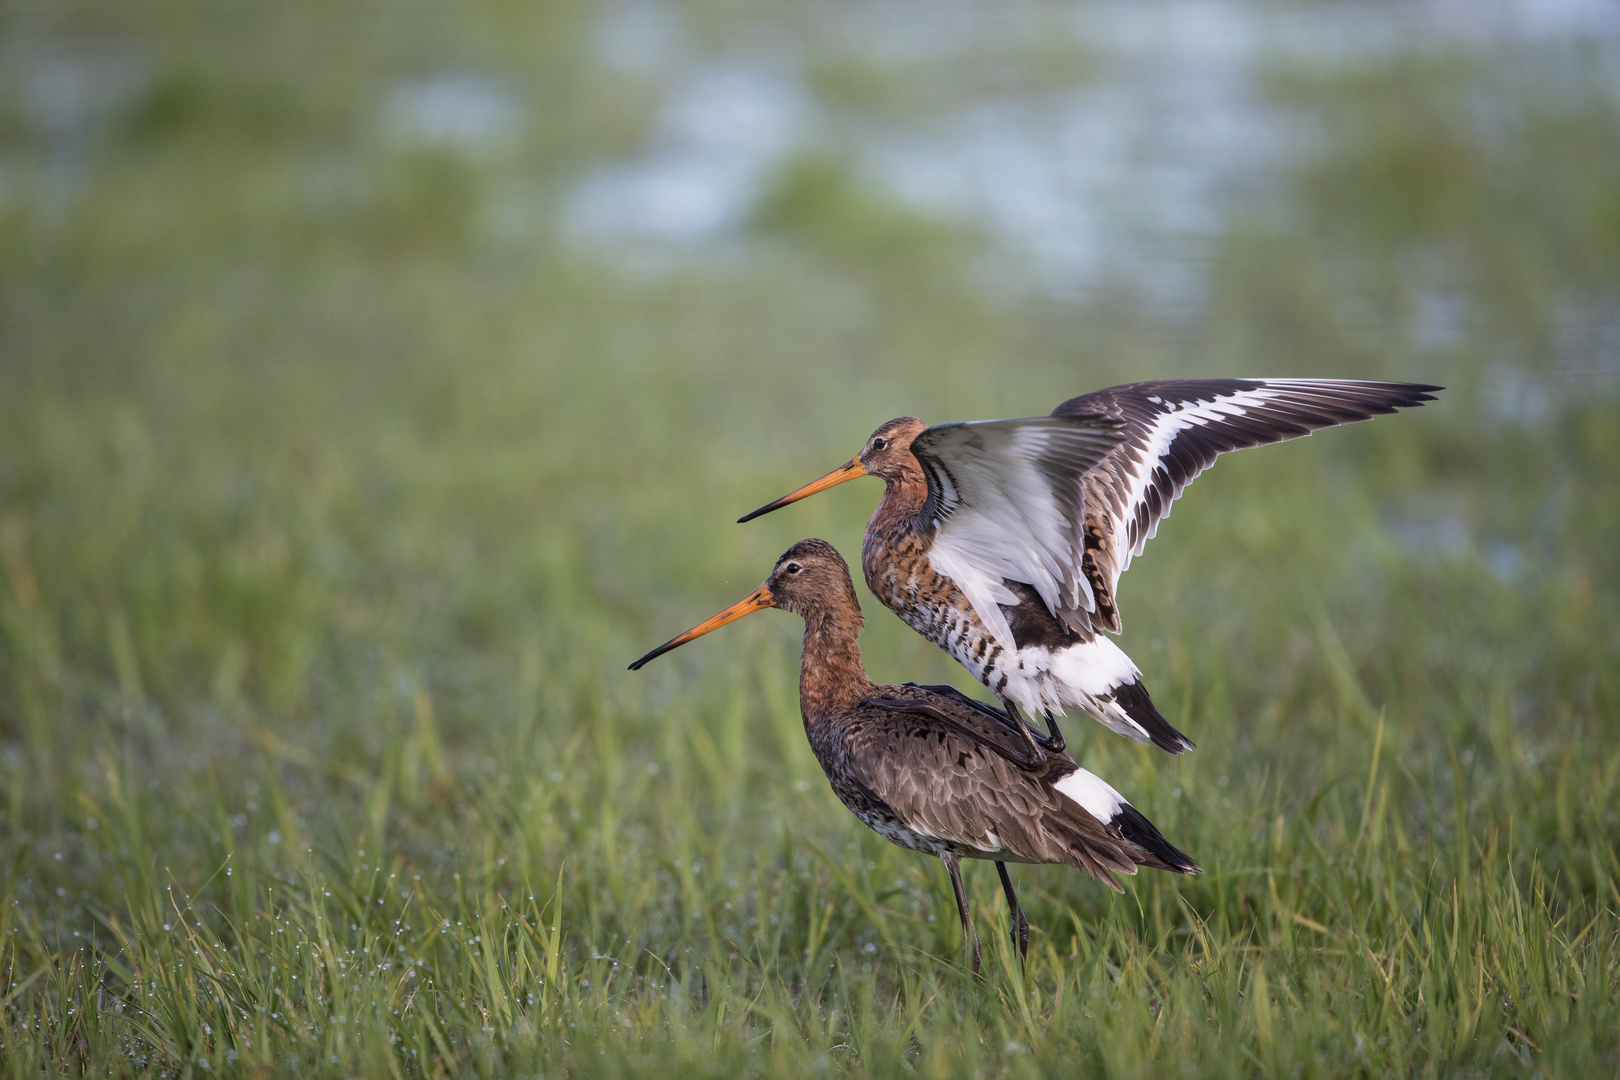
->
[915, 379, 1440, 648]
[1053, 378, 1442, 633]
[912, 415, 1124, 654]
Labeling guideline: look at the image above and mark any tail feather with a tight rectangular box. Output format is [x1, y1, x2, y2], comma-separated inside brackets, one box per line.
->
[1046, 637, 1195, 754]
[1109, 678, 1195, 755]
[1050, 767, 1201, 881]
[1111, 803, 1201, 875]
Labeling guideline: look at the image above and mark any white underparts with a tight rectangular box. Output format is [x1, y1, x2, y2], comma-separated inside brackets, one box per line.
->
[1048, 635, 1140, 695]
[987, 637, 1148, 741]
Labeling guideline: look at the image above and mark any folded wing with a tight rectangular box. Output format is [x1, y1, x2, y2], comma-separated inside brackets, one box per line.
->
[851, 702, 1146, 883]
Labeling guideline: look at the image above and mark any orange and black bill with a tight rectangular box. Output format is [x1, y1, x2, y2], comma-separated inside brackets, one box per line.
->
[736, 458, 867, 523]
[627, 583, 777, 670]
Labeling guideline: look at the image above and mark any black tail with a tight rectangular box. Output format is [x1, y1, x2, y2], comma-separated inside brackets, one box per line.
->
[1112, 678, 1195, 755]
[1112, 803, 1201, 875]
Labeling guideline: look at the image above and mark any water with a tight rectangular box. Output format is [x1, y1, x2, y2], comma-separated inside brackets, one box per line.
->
[561, 60, 810, 247]
[4, 0, 1617, 318]
[562, 0, 1620, 301]
[379, 75, 524, 157]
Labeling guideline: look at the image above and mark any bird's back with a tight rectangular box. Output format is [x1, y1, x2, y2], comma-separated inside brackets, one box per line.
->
[806, 683, 1199, 886]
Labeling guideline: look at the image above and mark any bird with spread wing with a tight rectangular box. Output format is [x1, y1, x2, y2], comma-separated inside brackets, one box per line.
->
[739, 379, 1441, 758]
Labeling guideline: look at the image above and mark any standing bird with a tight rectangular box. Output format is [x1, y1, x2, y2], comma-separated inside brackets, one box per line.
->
[739, 379, 1441, 756]
[629, 539, 1199, 975]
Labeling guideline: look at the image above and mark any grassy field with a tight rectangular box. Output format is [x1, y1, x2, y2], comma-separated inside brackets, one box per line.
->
[2, 3, 1618, 1076]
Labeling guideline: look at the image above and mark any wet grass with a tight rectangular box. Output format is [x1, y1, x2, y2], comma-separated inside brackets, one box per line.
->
[2, 3, 1618, 1076]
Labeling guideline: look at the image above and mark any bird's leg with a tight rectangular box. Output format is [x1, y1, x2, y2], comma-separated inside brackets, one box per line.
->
[1001, 699, 1055, 761]
[996, 861, 1030, 964]
[1039, 711, 1066, 756]
[942, 852, 980, 978]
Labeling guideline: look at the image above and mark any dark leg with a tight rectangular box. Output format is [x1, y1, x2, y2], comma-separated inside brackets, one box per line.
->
[941, 852, 980, 978]
[1003, 699, 1063, 759]
[1039, 711, 1066, 754]
[996, 861, 1030, 964]
[999, 699, 1044, 761]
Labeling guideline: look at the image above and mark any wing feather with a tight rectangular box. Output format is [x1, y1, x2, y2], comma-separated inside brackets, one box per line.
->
[848, 700, 1145, 880]
[1053, 378, 1441, 630]
[912, 416, 1123, 652]
[912, 379, 1440, 647]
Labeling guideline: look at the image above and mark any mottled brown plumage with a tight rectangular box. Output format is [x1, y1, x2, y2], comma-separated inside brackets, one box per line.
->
[630, 539, 1199, 974]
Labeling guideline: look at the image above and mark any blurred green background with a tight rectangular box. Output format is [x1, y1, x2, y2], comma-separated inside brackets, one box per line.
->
[2, 1, 1617, 1076]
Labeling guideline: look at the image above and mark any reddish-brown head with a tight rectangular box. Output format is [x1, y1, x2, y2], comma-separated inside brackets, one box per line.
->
[628, 540, 860, 670]
[736, 417, 928, 523]
[854, 417, 928, 483]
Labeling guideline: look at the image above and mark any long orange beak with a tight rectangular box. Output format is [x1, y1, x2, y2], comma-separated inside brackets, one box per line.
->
[628, 583, 778, 670]
[737, 458, 867, 523]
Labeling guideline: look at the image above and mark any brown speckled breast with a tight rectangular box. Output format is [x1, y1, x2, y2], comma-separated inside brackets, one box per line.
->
[862, 514, 1020, 701]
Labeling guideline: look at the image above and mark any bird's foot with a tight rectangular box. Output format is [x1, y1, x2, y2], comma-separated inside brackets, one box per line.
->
[1002, 701, 1065, 759]
[1037, 713, 1066, 756]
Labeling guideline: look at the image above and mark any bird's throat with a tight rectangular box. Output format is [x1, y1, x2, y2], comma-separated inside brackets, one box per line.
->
[798, 613, 874, 720]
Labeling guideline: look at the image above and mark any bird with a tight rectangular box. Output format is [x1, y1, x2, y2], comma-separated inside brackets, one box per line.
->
[629, 539, 1200, 975]
[737, 378, 1441, 759]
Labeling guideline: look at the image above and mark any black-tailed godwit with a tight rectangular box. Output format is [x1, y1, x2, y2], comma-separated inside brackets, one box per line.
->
[738, 379, 1441, 756]
[629, 539, 1200, 974]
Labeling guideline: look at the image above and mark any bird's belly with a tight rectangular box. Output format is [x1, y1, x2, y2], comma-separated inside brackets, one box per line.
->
[820, 760, 946, 855]
[871, 567, 1132, 719]
[853, 804, 1021, 861]
[960, 847, 1038, 864]
[856, 811, 946, 856]
[869, 563, 999, 677]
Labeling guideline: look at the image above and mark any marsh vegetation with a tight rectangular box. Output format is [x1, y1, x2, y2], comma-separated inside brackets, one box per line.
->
[1, 2, 1617, 1075]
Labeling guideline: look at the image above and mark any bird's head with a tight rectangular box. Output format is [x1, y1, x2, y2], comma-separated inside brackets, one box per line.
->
[628, 540, 859, 670]
[855, 417, 928, 481]
[736, 417, 927, 523]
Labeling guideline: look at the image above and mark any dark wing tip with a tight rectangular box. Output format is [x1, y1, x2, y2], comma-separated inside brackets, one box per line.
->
[1340, 379, 1445, 405]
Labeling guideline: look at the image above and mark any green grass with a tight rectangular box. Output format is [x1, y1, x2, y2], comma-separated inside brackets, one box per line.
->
[2, 3, 1619, 1076]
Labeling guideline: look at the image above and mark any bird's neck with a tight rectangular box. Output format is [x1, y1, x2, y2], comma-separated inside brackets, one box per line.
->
[867, 464, 931, 542]
[798, 608, 875, 722]
[881, 463, 930, 519]
[863, 468, 934, 583]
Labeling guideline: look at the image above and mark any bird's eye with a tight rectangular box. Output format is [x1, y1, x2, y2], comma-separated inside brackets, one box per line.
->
[871, 437, 888, 451]
[785, 562, 802, 574]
